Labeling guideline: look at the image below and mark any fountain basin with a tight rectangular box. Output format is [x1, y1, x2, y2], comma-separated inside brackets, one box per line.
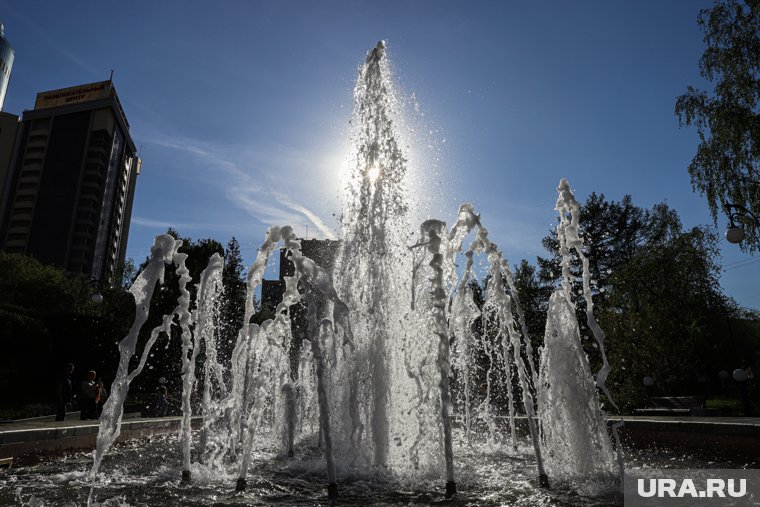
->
[2, 429, 756, 506]
[0, 416, 202, 463]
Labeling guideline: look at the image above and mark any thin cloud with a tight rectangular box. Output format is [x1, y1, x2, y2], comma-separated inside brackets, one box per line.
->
[141, 131, 336, 239]
[271, 191, 337, 240]
[144, 135, 211, 158]
[131, 216, 238, 232]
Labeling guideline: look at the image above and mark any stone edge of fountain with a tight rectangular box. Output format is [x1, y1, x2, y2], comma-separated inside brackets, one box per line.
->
[0, 415, 202, 463]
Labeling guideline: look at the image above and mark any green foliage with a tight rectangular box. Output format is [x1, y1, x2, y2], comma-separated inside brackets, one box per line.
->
[538, 193, 681, 304]
[0, 252, 80, 315]
[534, 193, 759, 413]
[601, 226, 739, 412]
[220, 237, 247, 349]
[676, 0, 760, 252]
[0, 253, 132, 410]
[115, 257, 137, 290]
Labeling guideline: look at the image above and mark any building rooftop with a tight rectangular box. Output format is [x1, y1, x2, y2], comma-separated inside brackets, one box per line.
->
[33, 80, 129, 129]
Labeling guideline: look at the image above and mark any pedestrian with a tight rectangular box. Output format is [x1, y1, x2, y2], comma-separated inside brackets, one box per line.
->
[55, 363, 74, 421]
[95, 378, 108, 417]
[80, 370, 98, 420]
[154, 385, 169, 417]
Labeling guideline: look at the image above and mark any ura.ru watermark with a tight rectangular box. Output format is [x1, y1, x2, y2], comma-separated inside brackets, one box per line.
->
[624, 470, 759, 506]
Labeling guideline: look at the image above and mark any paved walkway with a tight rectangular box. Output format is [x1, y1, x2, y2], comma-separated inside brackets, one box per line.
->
[0, 412, 199, 461]
[612, 415, 760, 436]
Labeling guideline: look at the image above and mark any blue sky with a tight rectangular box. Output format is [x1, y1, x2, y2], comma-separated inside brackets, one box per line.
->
[1, 1, 758, 309]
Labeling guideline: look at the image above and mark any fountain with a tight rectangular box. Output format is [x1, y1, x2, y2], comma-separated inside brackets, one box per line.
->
[7, 42, 634, 505]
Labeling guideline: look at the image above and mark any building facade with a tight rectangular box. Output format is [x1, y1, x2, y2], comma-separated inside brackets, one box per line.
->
[0, 111, 19, 209]
[0, 23, 14, 111]
[0, 80, 140, 286]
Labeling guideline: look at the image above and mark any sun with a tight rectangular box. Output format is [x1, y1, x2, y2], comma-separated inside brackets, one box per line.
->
[367, 164, 380, 183]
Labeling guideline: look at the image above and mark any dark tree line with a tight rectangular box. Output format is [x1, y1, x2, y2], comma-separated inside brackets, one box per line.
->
[0, 231, 249, 416]
[515, 193, 757, 413]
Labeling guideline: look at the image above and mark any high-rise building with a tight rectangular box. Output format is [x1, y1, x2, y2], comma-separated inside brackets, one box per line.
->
[0, 23, 14, 111]
[0, 80, 140, 285]
[0, 111, 19, 208]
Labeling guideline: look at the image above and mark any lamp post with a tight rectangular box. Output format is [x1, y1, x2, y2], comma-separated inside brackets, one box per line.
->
[724, 203, 760, 244]
[74, 277, 103, 312]
[89, 278, 104, 304]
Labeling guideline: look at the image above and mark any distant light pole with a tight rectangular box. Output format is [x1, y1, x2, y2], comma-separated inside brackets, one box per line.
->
[89, 278, 104, 304]
[724, 203, 759, 244]
[75, 277, 104, 312]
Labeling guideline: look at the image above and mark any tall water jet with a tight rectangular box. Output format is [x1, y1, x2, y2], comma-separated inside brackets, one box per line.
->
[176, 251, 195, 482]
[537, 179, 616, 486]
[89, 235, 180, 482]
[416, 219, 457, 498]
[333, 39, 433, 472]
[182, 253, 224, 476]
[281, 382, 297, 457]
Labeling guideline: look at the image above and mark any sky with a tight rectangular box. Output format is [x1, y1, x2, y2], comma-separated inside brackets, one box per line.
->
[1, 0, 758, 309]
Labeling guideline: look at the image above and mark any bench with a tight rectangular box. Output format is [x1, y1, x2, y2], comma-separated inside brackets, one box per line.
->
[634, 396, 710, 416]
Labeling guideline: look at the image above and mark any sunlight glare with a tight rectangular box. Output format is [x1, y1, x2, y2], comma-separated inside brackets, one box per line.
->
[368, 164, 380, 183]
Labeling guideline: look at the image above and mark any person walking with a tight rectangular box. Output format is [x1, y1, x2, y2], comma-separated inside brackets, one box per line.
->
[55, 363, 75, 421]
[80, 370, 98, 420]
[154, 385, 169, 417]
[95, 378, 108, 417]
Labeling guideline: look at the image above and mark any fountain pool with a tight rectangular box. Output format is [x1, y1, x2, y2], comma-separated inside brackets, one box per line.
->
[3, 432, 752, 506]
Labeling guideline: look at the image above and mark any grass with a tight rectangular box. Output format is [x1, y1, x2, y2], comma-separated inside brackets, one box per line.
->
[706, 395, 757, 416]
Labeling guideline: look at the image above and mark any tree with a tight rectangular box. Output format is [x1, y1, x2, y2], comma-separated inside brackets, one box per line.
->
[538, 193, 680, 309]
[219, 237, 247, 363]
[0, 253, 133, 409]
[535, 193, 749, 411]
[676, 0, 760, 252]
[601, 226, 740, 411]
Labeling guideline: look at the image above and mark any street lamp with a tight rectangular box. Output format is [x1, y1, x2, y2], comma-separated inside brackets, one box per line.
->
[89, 277, 104, 304]
[724, 203, 759, 244]
[74, 277, 104, 312]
